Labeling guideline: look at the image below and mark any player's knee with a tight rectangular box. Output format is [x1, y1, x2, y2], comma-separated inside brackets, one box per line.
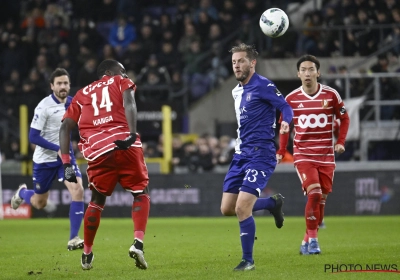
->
[220, 205, 235, 216]
[32, 199, 47, 209]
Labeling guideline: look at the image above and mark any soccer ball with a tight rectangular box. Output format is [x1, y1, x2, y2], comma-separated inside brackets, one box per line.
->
[259, 8, 289, 38]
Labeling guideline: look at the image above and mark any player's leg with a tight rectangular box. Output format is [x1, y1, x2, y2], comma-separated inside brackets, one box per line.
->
[11, 183, 34, 210]
[117, 148, 150, 270]
[296, 163, 322, 254]
[129, 187, 150, 270]
[220, 192, 238, 216]
[64, 177, 84, 250]
[11, 163, 55, 210]
[305, 185, 322, 254]
[61, 162, 85, 250]
[252, 193, 285, 228]
[81, 187, 106, 270]
[221, 156, 241, 216]
[319, 194, 327, 229]
[81, 152, 116, 270]
[233, 157, 275, 271]
[318, 165, 334, 229]
[234, 190, 258, 271]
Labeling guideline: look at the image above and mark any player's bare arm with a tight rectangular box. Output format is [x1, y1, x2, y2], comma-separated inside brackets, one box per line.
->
[60, 118, 77, 155]
[123, 88, 137, 134]
[113, 88, 138, 150]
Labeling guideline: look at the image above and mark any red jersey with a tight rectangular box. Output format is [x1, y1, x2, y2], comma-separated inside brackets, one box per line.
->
[63, 75, 141, 161]
[283, 84, 349, 165]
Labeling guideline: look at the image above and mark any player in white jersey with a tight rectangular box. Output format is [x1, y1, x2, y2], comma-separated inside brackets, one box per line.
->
[11, 68, 85, 251]
[277, 55, 349, 255]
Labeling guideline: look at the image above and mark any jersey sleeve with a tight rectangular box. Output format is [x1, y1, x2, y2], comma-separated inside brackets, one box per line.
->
[262, 83, 294, 124]
[333, 91, 350, 146]
[30, 104, 47, 130]
[120, 77, 136, 93]
[63, 97, 81, 123]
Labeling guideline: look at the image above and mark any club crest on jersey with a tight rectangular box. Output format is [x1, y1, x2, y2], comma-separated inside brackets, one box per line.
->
[246, 93, 252, 101]
[321, 99, 329, 108]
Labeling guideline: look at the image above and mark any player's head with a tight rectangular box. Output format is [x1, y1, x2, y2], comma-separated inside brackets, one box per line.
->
[229, 43, 258, 84]
[296, 55, 320, 71]
[49, 68, 70, 101]
[296, 55, 321, 86]
[97, 59, 128, 79]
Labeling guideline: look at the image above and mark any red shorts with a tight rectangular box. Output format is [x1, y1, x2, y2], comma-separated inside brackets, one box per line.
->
[86, 148, 149, 196]
[295, 162, 335, 194]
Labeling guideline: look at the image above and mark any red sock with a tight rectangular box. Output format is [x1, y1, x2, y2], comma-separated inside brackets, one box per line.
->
[83, 202, 104, 254]
[132, 194, 150, 241]
[319, 196, 326, 228]
[303, 231, 308, 243]
[305, 188, 321, 239]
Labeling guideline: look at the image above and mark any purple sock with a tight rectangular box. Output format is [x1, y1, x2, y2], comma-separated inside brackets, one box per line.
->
[19, 188, 34, 205]
[239, 216, 255, 263]
[69, 201, 84, 240]
[252, 197, 276, 212]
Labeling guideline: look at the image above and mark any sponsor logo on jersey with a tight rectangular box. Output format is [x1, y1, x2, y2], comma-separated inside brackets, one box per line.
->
[322, 99, 329, 108]
[246, 93, 252, 101]
[298, 114, 328, 128]
[83, 77, 115, 95]
[298, 103, 304, 108]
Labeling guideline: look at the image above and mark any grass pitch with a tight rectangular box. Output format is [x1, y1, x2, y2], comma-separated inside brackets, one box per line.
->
[0, 216, 399, 280]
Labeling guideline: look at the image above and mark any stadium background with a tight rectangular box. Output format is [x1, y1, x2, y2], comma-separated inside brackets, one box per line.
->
[0, 0, 399, 218]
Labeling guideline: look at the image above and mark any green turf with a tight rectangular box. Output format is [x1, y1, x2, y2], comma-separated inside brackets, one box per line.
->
[0, 216, 399, 280]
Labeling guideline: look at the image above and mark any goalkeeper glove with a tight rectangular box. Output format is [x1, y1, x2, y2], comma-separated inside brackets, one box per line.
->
[114, 133, 137, 150]
[63, 164, 77, 183]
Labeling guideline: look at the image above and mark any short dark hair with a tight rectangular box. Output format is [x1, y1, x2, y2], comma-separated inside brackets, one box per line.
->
[296, 55, 320, 71]
[49, 68, 70, 84]
[229, 43, 258, 61]
[97, 59, 119, 78]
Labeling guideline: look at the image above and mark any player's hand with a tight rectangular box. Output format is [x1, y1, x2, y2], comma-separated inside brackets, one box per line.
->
[114, 133, 137, 150]
[63, 164, 77, 183]
[335, 144, 345, 154]
[280, 121, 289, 134]
[276, 154, 283, 164]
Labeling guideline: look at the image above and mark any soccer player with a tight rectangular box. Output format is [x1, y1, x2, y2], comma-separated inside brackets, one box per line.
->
[11, 68, 85, 251]
[220, 43, 294, 271]
[276, 55, 350, 255]
[59, 59, 150, 270]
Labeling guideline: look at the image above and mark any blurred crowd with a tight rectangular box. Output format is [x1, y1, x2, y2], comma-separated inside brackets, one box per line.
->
[1, 0, 400, 164]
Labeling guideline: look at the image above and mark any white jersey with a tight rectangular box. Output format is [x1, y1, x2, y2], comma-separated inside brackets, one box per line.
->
[31, 94, 69, 163]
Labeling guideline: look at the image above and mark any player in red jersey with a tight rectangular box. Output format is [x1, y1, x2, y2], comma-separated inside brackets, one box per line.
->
[276, 55, 350, 255]
[59, 60, 150, 270]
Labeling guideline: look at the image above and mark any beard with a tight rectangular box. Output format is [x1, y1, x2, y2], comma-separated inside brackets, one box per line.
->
[235, 67, 250, 82]
[54, 90, 69, 100]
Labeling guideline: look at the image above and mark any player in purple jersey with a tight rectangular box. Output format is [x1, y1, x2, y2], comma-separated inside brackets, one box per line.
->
[220, 43, 293, 271]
